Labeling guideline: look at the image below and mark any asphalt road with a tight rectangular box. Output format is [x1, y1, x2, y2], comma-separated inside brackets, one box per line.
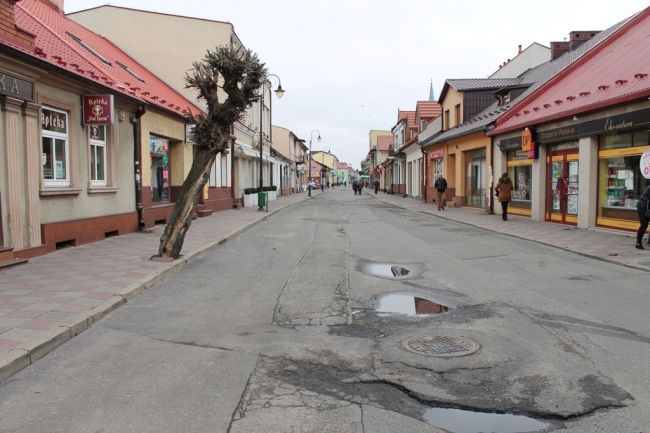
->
[0, 187, 648, 432]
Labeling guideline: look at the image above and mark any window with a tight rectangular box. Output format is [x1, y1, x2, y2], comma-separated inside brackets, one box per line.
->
[115, 61, 145, 84]
[42, 107, 69, 187]
[454, 104, 461, 126]
[444, 110, 450, 130]
[150, 136, 170, 202]
[221, 153, 228, 186]
[89, 125, 107, 186]
[209, 158, 217, 187]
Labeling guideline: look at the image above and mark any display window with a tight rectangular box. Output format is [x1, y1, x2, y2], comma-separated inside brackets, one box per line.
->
[506, 150, 532, 215]
[597, 130, 650, 227]
[150, 135, 170, 203]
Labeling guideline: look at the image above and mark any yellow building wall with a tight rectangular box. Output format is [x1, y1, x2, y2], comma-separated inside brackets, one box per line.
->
[140, 110, 188, 188]
[441, 88, 464, 127]
[369, 130, 391, 149]
[444, 131, 492, 199]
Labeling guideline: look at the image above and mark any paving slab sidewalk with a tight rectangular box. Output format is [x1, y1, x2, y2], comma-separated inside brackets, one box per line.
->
[0, 191, 319, 381]
[364, 190, 650, 272]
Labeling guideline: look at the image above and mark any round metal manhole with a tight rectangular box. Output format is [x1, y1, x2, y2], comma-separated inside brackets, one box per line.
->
[401, 335, 480, 357]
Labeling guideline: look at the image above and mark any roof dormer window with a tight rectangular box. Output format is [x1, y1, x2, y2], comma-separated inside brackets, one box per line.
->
[66, 32, 112, 66]
[116, 61, 146, 84]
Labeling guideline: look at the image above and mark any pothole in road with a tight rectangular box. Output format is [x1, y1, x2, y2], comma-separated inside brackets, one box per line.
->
[424, 407, 551, 433]
[375, 293, 454, 316]
[362, 262, 423, 279]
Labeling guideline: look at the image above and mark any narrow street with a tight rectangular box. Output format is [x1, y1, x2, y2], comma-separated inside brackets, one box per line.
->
[0, 187, 648, 432]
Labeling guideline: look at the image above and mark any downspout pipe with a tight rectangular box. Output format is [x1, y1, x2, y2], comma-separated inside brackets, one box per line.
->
[133, 105, 147, 227]
[421, 147, 427, 203]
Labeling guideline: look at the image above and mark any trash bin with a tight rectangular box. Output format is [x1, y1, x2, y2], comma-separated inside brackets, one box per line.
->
[258, 191, 267, 207]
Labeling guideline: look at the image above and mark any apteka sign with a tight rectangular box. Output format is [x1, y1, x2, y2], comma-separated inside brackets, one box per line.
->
[82, 95, 114, 125]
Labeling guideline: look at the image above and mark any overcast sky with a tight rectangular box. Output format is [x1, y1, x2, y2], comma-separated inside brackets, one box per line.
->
[65, 0, 649, 169]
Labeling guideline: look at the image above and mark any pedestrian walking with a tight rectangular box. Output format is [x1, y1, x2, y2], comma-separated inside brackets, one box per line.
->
[352, 180, 358, 195]
[495, 173, 513, 221]
[358, 181, 364, 194]
[326, 181, 330, 189]
[434, 173, 447, 211]
[635, 184, 650, 249]
[374, 179, 380, 194]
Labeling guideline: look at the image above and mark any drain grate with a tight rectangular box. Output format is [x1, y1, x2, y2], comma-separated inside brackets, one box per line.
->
[401, 335, 480, 357]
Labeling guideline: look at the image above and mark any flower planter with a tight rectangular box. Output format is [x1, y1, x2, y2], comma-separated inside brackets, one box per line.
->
[243, 194, 254, 208]
[253, 194, 258, 206]
[269, 191, 277, 201]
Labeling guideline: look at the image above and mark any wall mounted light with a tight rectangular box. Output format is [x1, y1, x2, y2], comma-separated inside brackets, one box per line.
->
[573, 116, 578, 121]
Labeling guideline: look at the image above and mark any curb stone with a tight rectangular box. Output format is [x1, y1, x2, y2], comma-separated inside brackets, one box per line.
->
[0, 195, 311, 383]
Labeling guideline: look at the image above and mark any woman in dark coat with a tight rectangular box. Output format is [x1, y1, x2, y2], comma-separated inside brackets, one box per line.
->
[635, 185, 650, 249]
[495, 173, 513, 221]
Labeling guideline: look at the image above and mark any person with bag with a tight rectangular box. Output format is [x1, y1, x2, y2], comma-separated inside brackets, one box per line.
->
[635, 184, 650, 249]
[495, 173, 513, 221]
[434, 173, 447, 211]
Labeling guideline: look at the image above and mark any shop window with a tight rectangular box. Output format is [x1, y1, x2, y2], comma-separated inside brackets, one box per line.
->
[150, 136, 170, 203]
[598, 128, 650, 223]
[41, 107, 69, 187]
[89, 125, 106, 186]
[507, 150, 532, 206]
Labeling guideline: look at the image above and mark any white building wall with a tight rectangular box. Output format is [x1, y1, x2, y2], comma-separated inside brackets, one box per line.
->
[489, 43, 551, 79]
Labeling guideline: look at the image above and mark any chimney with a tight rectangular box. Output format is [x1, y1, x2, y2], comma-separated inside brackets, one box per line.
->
[518, 44, 522, 54]
[43, 0, 65, 14]
[569, 31, 600, 50]
[550, 41, 570, 60]
[0, 0, 36, 48]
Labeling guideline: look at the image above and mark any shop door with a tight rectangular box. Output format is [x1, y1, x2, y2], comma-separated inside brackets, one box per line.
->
[547, 151, 579, 225]
[465, 149, 486, 207]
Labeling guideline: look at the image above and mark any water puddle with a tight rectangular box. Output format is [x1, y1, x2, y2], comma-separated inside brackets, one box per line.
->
[362, 263, 423, 279]
[375, 293, 454, 316]
[423, 407, 551, 433]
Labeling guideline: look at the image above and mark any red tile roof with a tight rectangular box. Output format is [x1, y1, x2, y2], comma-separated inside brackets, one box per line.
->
[416, 101, 442, 119]
[376, 135, 393, 151]
[491, 7, 650, 135]
[13, 1, 202, 116]
[398, 110, 417, 129]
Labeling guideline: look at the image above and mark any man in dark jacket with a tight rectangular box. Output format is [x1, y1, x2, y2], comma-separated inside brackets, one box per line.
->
[434, 173, 447, 211]
[373, 179, 380, 194]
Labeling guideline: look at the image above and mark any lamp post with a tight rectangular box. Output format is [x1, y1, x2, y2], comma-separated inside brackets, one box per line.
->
[308, 130, 321, 197]
[258, 74, 285, 210]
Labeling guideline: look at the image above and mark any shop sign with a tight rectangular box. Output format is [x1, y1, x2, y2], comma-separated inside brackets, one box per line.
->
[536, 107, 650, 143]
[641, 149, 650, 179]
[82, 95, 114, 125]
[522, 129, 533, 151]
[499, 136, 522, 151]
[0, 71, 34, 101]
[429, 149, 444, 159]
[185, 124, 196, 143]
[41, 107, 67, 133]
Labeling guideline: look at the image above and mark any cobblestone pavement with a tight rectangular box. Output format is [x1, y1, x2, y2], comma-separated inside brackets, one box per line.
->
[0, 190, 320, 367]
[364, 190, 650, 271]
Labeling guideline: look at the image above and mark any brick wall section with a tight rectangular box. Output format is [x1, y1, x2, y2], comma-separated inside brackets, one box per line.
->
[204, 187, 233, 212]
[141, 186, 175, 228]
[0, 0, 35, 48]
[17, 212, 140, 259]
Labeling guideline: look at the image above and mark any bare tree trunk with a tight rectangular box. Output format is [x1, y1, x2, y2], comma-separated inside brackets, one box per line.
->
[158, 146, 219, 259]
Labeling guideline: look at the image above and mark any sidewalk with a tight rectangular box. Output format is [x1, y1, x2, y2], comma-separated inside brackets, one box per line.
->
[364, 190, 650, 271]
[0, 190, 319, 381]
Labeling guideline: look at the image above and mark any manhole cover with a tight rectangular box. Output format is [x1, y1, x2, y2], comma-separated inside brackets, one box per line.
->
[401, 335, 480, 357]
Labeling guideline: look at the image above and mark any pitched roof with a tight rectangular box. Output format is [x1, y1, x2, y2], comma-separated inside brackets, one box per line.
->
[377, 135, 393, 151]
[491, 8, 650, 135]
[416, 101, 442, 119]
[13, 1, 202, 116]
[397, 110, 417, 129]
[424, 12, 634, 147]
